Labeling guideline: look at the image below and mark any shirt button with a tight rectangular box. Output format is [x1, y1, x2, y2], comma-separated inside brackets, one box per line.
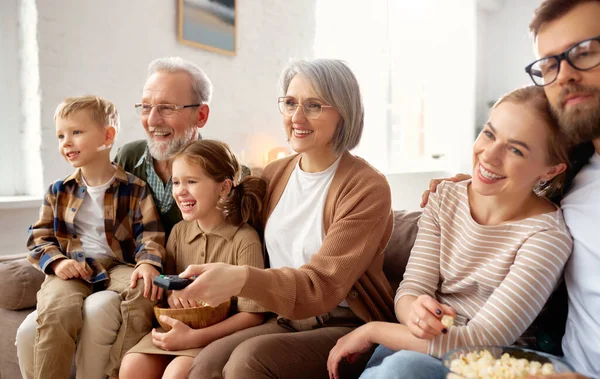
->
[73, 234, 77, 238]
[80, 188, 85, 193]
[77, 253, 84, 258]
[71, 208, 76, 212]
[348, 290, 359, 300]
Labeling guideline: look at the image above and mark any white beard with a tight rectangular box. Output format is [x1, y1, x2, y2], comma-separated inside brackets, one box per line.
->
[147, 126, 197, 161]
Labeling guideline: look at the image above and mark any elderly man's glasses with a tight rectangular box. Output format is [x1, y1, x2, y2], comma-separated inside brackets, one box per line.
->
[277, 97, 333, 119]
[525, 35, 600, 87]
[135, 103, 200, 117]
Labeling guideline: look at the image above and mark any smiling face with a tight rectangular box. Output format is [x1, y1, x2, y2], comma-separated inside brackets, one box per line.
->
[141, 71, 208, 161]
[172, 157, 225, 222]
[56, 111, 111, 168]
[283, 75, 341, 157]
[472, 101, 565, 198]
[536, 2, 600, 145]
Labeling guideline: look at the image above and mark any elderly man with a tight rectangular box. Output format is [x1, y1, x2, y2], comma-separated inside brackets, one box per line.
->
[16, 57, 213, 379]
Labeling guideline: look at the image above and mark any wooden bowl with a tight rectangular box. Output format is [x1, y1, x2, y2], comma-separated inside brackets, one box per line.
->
[153, 299, 231, 332]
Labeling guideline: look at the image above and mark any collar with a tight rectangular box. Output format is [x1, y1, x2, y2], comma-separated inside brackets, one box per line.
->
[134, 145, 152, 169]
[64, 165, 128, 186]
[185, 220, 240, 243]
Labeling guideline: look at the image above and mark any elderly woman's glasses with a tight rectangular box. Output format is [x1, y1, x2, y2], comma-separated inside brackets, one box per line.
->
[525, 35, 600, 87]
[277, 97, 333, 119]
[135, 103, 200, 117]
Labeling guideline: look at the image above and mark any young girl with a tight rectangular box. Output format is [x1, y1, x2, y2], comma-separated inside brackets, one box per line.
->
[119, 140, 267, 379]
[327, 86, 574, 379]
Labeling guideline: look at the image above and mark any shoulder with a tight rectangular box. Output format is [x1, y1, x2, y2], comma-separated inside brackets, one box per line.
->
[232, 223, 261, 246]
[262, 154, 299, 182]
[335, 153, 391, 197]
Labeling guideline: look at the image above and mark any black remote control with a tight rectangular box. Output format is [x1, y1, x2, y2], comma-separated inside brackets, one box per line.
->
[153, 275, 193, 290]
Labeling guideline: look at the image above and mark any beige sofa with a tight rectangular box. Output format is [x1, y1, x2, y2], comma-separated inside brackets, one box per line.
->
[0, 210, 421, 379]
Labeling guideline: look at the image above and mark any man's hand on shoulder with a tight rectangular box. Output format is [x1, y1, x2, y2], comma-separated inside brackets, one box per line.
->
[50, 258, 91, 280]
[420, 173, 471, 208]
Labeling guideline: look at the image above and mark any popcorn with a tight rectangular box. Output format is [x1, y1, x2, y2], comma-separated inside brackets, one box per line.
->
[442, 315, 455, 328]
[446, 350, 555, 378]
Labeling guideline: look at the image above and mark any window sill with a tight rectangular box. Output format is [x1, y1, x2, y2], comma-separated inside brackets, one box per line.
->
[0, 196, 42, 210]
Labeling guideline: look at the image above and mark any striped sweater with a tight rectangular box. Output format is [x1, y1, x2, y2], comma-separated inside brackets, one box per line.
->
[395, 180, 573, 358]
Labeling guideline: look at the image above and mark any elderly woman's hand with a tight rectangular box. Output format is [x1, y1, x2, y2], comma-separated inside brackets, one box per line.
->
[176, 263, 248, 307]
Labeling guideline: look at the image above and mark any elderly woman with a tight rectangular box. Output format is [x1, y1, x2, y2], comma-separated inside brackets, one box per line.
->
[176, 59, 395, 378]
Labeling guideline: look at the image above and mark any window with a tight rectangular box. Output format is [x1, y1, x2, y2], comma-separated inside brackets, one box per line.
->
[315, 0, 477, 174]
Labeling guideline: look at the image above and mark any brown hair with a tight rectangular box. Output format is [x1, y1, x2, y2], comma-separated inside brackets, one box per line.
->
[529, 0, 600, 37]
[490, 86, 569, 197]
[54, 95, 120, 133]
[173, 140, 266, 227]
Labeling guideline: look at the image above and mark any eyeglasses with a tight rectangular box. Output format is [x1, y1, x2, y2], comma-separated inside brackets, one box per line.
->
[525, 35, 600, 87]
[134, 103, 200, 117]
[277, 97, 333, 119]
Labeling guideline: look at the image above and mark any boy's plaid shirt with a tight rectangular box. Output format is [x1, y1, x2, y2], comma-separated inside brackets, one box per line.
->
[27, 165, 166, 283]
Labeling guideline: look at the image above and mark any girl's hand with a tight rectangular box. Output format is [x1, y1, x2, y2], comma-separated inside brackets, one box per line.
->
[409, 295, 456, 340]
[176, 263, 248, 307]
[166, 291, 197, 309]
[327, 324, 374, 379]
[151, 316, 205, 351]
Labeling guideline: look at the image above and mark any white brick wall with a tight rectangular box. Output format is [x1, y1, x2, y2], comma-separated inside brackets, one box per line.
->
[1, 0, 316, 255]
[35, 0, 317, 185]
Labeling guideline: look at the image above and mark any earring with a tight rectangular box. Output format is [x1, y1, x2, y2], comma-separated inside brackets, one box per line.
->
[539, 179, 548, 187]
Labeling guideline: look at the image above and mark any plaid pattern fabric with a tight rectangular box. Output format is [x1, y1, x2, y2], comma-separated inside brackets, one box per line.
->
[27, 165, 166, 283]
[135, 147, 174, 215]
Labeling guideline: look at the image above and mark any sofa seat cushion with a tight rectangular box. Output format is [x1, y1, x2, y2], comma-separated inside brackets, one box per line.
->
[0, 258, 45, 310]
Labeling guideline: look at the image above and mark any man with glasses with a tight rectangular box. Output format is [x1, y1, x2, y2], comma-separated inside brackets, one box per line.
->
[525, 1, 600, 378]
[422, 2, 599, 377]
[114, 57, 212, 237]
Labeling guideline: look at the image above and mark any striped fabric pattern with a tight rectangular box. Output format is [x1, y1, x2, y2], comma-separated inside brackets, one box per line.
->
[165, 220, 266, 313]
[27, 166, 166, 283]
[395, 180, 573, 358]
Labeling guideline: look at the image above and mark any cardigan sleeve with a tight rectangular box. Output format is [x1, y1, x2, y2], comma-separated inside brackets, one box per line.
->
[239, 171, 393, 319]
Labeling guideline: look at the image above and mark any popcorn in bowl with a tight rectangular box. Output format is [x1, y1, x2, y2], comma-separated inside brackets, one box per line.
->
[442, 346, 575, 379]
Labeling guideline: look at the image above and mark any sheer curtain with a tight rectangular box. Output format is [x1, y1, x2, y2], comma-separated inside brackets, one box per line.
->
[315, 0, 477, 174]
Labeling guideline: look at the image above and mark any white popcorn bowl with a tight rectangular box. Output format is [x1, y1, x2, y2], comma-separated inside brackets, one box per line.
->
[441, 345, 575, 378]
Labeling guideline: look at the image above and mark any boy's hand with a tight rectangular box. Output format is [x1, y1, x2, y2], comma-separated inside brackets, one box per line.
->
[130, 263, 163, 301]
[49, 259, 90, 280]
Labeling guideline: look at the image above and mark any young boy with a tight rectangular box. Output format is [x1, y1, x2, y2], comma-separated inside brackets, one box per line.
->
[27, 95, 166, 379]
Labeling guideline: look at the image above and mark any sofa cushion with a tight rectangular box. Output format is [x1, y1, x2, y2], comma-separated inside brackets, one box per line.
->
[383, 210, 421, 291]
[0, 258, 45, 310]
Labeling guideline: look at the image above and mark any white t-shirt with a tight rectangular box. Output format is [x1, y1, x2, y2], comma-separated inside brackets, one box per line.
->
[561, 152, 600, 378]
[265, 157, 341, 270]
[74, 175, 115, 260]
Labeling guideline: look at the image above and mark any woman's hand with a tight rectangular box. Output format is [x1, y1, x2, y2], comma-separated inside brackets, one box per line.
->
[327, 324, 375, 379]
[408, 295, 456, 340]
[176, 263, 248, 307]
[152, 316, 206, 351]
[527, 375, 589, 379]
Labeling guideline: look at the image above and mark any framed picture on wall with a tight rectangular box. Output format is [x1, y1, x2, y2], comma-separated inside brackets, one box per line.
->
[177, 0, 236, 56]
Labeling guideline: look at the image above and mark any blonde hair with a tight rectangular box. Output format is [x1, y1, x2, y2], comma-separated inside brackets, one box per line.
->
[54, 95, 120, 134]
[491, 86, 569, 197]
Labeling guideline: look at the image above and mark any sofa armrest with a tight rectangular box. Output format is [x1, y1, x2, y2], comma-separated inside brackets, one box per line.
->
[0, 257, 45, 310]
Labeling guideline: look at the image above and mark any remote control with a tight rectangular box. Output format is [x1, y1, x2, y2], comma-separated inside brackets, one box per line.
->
[153, 275, 193, 290]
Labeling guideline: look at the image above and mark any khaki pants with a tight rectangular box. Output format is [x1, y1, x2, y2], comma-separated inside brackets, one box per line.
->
[33, 265, 154, 379]
[188, 307, 371, 379]
[16, 290, 122, 379]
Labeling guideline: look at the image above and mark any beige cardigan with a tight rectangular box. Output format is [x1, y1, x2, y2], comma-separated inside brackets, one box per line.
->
[238, 152, 395, 322]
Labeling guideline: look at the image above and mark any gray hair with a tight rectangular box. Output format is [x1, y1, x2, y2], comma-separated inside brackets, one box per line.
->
[147, 57, 213, 104]
[279, 59, 364, 154]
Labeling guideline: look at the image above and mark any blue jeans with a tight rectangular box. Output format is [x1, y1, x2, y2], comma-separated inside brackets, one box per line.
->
[360, 345, 449, 379]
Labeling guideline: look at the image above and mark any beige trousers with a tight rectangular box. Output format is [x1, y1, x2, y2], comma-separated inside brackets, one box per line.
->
[31, 265, 154, 379]
[188, 307, 370, 379]
[16, 290, 122, 379]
